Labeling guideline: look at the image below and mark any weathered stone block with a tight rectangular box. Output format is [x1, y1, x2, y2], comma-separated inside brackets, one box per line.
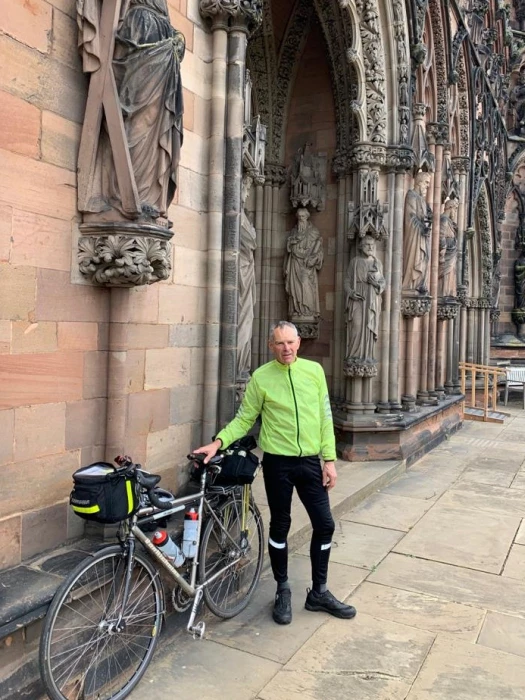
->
[110, 323, 169, 351]
[50, 8, 82, 71]
[0, 450, 80, 517]
[146, 423, 192, 473]
[36, 269, 109, 322]
[0, 204, 12, 262]
[65, 398, 107, 450]
[14, 402, 66, 462]
[0, 91, 41, 158]
[166, 7, 194, 51]
[0, 320, 10, 353]
[41, 110, 81, 172]
[110, 286, 159, 324]
[11, 210, 72, 272]
[57, 322, 99, 351]
[145, 347, 191, 389]
[127, 389, 170, 435]
[0, 263, 36, 322]
[21, 502, 68, 560]
[170, 384, 202, 424]
[169, 323, 206, 347]
[0, 514, 21, 569]
[182, 87, 195, 132]
[0, 0, 52, 53]
[159, 284, 205, 324]
[83, 351, 108, 399]
[173, 247, 207, 287]
[108, 350, 145, 396]
[0, 409, 14, 465]
[11, 321, 57, 354]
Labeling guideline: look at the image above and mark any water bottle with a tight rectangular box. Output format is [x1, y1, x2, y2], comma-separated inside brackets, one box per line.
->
[152, 529, 185, 567]
[182, 508, 199, 559]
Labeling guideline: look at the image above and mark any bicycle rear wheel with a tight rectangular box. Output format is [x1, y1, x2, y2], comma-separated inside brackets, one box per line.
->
[199, 495, 264, 619]
[39, 545, 163, 700]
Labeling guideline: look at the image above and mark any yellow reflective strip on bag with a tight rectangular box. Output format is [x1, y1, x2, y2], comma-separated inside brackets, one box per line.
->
[72, 504, 100, 514]
[126, 479, 134, 514]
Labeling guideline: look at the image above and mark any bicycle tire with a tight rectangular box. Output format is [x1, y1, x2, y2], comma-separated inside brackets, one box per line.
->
[39, 544, 163, 700]
[199, 496, 264, 619]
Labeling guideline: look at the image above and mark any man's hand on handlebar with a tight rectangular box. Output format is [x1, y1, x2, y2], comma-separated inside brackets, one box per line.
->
[192, 438, 223, 464]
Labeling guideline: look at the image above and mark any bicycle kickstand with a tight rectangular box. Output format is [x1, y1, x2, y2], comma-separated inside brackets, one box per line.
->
[186, 587, 205, 639]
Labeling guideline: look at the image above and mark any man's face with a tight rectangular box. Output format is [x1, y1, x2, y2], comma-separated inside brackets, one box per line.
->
[269, 326, 301, 365]
[361, 237, 375, 256]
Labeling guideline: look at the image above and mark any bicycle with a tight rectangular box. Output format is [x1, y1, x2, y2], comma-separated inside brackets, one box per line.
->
[39, 450, 264, 700]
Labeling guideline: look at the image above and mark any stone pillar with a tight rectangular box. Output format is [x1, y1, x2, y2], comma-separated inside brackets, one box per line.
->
[332, 172, 348, 401]
[199, 7, 229, 439]
[389, 171, 406, 410]
[452, 157, 469, 393]
[258, 176, 273, 364]
[378, 171, 395, 413]
[252, 181, 264, 367]
[426, 123, 446, 400]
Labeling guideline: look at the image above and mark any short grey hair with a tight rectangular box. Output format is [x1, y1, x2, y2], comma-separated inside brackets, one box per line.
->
[269, 321, 299, 342]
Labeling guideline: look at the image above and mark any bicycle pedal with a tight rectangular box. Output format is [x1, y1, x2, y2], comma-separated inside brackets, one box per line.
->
[190, 621, 205, 639]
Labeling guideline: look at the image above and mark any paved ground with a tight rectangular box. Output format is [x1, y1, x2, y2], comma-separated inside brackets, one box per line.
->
[130, 403, 525, 700]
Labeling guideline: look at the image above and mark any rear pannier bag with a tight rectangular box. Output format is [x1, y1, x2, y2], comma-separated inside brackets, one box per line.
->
[70, 462, 140, 524]
[216, 435, 259, 485]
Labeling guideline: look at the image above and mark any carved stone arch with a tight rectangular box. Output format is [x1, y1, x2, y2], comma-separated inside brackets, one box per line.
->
[469, 184, 494, 300]
[247, 0, 276, 150]
[429, 0, 449, 126]
[456, 47, 470, 158]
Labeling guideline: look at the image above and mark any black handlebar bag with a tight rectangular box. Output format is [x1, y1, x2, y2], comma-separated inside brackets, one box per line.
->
[70, 463, 140, 523]
[217, 436, 259, 485]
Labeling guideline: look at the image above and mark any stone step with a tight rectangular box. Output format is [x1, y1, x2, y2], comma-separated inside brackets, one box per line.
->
[0, 458, 405, 699]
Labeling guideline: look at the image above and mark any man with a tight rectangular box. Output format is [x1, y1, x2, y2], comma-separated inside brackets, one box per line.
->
[194, 321, 356, 625]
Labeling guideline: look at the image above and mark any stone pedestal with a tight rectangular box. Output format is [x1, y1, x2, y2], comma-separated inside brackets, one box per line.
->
[333, 395, 463, 464]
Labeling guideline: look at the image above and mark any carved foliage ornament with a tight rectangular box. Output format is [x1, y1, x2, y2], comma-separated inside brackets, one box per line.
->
[78, 230, 172, 286]
[354, 0, 387, 144]
[199, 0, 263, 27]
[401, 296, 432, 317]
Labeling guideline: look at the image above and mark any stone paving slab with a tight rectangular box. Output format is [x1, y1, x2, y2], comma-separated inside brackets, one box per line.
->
[502, 543, 525, 579]
[457, 466, 515, 488]
[378, 466, 463, 501]
[206, 554, 367, 664]
[257, 613, 434, 700]
[510, 469, 525, 489]
[393, 503, 520, 574]
[297, 519, 404, 571]
[349, 582, 485, 642]
[439, 480, 525, 516]
[515, 520, 525, 544]
[405, 634, 525, 699]
[129, 637, 280, 700]
[370, 553, 525, 618]
[478, 611, 525, 658]
[342, 492, 432, 532]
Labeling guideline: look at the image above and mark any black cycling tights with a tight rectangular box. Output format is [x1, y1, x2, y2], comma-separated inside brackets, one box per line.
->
[262, 453, 335, 589]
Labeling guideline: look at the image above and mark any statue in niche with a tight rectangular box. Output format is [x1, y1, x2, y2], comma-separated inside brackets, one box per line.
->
[290, 144, 326, 211]
[344, 235, 385, 369]
[438, 198, 459, 299]
[402, 171, 433, 295]
[237, 174, 257, 380]
[77, 0, 185, 223]
[284, 208, 324, 321]
[515, 249, 525, 310]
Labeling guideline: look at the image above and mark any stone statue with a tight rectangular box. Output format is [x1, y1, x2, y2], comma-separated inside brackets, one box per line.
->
[344, 235, 385, 367]
[402, 171, 433, 294]
[284, 208, 324, 320]
[237, 175, 257, 379]
[77, 0, 185, 223]
[438, 198, 459, 299]
[515, 249, 525, 310]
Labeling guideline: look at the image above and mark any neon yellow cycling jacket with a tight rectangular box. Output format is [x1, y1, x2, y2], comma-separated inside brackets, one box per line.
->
[216, 357, 337, 461]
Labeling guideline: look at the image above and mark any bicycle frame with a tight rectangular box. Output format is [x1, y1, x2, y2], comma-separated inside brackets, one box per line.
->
[119, 466, 250, 637]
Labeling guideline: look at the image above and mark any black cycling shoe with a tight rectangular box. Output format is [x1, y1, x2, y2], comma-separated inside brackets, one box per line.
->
[305, 588, 356, 619]
[273, 588, 292, 625]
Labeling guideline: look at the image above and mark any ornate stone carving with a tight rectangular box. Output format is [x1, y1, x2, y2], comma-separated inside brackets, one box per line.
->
[295, 322, 319, 340]
[243, 70, 266, 184]
[450, 26, 468, 83]
[343, 358, 378, 378]
[401, 295, 432, 318]
[347, 170, 388, 240]
[199, 0, 263, 28]
[412, 104, 434, 174]
[392, 0, 410, 144]
[510, 68, 525, 137]
[237, 175, 257, 379]
[402, 171, 433, 295]
[438, 198, 459, 299]
[289, 144, 326, 211]
[344, 235, 385, 375]
[514, 248, 525, 309]
[428, 0, 449, 125]
[477, 188, 494, 302]
[78, 224, 172, 286]
[437, 301, 460, 321]
[284, 208, 324, 324]
[76, 0, 184, 285]
[355, 0, 387, 144]
[264, 162, 286, 186]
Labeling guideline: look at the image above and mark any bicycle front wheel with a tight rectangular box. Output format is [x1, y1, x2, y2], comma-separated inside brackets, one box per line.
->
[39, 545, 163, 700]
[200, 495, 264, 619]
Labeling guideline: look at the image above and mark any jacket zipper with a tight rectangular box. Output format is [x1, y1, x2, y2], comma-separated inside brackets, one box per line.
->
[287, 366, 302, 456]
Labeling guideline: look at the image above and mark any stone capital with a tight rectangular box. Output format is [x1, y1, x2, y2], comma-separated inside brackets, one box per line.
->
[426, 122, 449, 146]
[199, 0, 262, 29]
[452, 156, 470, 175]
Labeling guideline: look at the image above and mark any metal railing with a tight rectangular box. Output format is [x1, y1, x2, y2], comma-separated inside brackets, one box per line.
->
[459, 362, 507, 421]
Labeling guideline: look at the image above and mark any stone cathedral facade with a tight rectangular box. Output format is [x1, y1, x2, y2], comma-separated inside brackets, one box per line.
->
[1, 0, 525, 570]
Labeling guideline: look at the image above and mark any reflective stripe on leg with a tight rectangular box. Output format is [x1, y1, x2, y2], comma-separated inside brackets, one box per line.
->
[320, 542, 332, 551]
[269, 537, 287, 549]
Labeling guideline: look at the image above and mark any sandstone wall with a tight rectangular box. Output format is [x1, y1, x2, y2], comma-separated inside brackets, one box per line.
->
[0, 0, 211, 568]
